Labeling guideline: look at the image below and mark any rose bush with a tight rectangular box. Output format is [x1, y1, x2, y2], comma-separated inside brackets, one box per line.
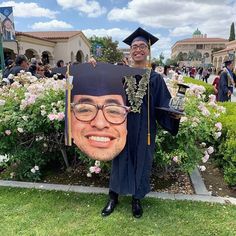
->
[0, 72, 229, 184]
[154, 79, 224, 174]
[0, 72, 72, 181]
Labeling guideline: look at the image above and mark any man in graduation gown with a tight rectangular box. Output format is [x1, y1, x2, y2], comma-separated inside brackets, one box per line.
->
[101, 28, 181, 218]
[218, 60, 235, 102]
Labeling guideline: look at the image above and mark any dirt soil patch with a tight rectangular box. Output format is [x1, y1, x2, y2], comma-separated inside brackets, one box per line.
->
[201, 160, 236, 198]
[42, 164, 194, 195]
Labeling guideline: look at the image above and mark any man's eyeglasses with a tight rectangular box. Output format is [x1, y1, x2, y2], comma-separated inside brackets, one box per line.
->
[71, 103, 130, 125]
[130, 44, 148, 51]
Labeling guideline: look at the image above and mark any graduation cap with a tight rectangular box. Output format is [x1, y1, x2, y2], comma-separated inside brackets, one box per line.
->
[123, 27, 159, 68]
[224, 59, 233, 67]
[123, 27, 159, 46]
[52, 62, 145, 146]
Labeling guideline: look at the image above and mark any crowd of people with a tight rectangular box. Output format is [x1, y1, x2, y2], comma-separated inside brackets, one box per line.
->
[2, 55, 67, 84]
[150, 63, 236, 102]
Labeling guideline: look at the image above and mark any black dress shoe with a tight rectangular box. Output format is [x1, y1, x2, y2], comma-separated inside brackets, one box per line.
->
[101, 199, 118, 217]
[132, 198, 143, 218]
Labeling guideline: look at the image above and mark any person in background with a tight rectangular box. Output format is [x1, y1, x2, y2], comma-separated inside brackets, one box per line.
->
[44, 64, 53, 78]
[9, 54, 29, 76]
[28, 64, 37, 76]
[189, 67, 196, 78]
[3, 59, 14, 78]
[151, 62, 157, 72]
[57, 60, 64, 68]
[35, 65, 45, 79]
[218, 60, 235, 102]
[212, 70, 222, 101]
[202, 68, 210, 83]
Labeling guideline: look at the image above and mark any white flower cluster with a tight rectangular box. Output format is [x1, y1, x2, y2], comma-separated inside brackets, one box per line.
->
[0, 99, 6, 106]
[87, 161, 101, 177]
[186, 84, 206, 98]
[0, 154, 9, 163]
[30, 165, 39, 174]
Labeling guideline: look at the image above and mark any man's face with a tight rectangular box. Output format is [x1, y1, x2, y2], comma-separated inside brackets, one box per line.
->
[21, 60, 29, 69]
[130, 40, 149, 63]
[228, 62, 234, 71]
[71, 95, 128, 161]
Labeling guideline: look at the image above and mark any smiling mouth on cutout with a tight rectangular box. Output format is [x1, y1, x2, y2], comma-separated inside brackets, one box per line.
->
[88, 136, 112, 142]
[85, 135, 116, 148]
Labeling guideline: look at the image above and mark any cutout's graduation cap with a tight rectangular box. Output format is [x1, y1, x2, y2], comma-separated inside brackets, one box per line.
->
[123, 27, 159, 46]
[52, 62, 145, 145]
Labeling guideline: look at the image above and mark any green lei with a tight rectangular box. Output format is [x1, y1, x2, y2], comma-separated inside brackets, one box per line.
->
[124, 68, 151, 113]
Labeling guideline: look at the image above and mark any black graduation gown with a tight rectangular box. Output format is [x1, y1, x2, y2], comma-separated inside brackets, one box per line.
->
[109, 71, 180, 199]
[218, 71, 231, 102]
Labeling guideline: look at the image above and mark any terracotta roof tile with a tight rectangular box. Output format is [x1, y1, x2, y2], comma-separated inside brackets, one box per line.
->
[177, 37, 227, 43]
[22, 31, 82, 39]
[16, 31, 55, 42]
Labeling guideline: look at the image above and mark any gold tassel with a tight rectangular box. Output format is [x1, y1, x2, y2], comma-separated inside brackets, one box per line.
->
[147, 72, 151, 145]
[147, 38, 151, 145]
[148, 38, 151, 68]
[66, 65, 72, 146]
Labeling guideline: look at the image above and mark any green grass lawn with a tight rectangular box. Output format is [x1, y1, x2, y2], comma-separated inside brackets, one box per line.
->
[0, 187, 235, 236]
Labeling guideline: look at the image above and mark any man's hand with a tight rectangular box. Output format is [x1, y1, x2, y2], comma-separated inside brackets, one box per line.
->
[88, 57, 97, 67]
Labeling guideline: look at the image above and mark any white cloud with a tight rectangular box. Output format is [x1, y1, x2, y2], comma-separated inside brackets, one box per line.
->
[0, 1, 58, 19]
[82, 28, 132, 41]
[82, 27, 170, 58]
[107, 0, 236, 39]
[57, 0, 106, 17]
[154, 36, 172, 59]
[169, 26, 194, 37]
[31, 20, 73, 30]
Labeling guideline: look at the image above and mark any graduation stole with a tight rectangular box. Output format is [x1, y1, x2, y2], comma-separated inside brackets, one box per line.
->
[124, 68, 151, 113]
[225, 68, 234, 87]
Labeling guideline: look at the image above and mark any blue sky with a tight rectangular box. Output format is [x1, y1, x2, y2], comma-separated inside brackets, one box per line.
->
[0, 0, 236, 58]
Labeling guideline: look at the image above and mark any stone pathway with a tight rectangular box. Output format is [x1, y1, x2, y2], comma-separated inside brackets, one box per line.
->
[0, 167, 235, 205]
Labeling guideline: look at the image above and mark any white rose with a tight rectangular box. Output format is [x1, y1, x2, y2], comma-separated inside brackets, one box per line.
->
[34, 166, 39, 171]
[89, 166, 96, 173]
[207, 146, 214, 155]
[95, 161, 100, 167]
[198, 165, 206, 171]
[17, 127, 24, 133]
[87, 172, 92, 177]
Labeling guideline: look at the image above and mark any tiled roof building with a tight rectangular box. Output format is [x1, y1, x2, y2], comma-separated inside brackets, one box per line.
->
[171, 29, 227, 67]
[3, 30, 91, 66]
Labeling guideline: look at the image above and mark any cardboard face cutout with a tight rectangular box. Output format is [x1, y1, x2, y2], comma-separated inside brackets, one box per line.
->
[52, 62, 144, 161]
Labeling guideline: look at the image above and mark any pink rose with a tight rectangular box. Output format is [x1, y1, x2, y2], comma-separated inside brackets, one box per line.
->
[173, 156, 179, 163]
[202, 152, 209, 163]
[5, 130, 11, 135]
[48, 114, 56, 121]
[215, 122, 222, 131]
[57, 112, 65, 121]
[94, 166, 101, 174]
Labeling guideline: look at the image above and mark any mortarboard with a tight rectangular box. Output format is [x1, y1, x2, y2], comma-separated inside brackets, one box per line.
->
[123, 27, 159, 46]
[52, 62, 145, 146]
[224, 59, 233, 66]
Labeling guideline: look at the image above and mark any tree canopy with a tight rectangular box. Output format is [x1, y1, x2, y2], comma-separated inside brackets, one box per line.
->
[89, 36, 123, 63]
[229, 22, 235, 41]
